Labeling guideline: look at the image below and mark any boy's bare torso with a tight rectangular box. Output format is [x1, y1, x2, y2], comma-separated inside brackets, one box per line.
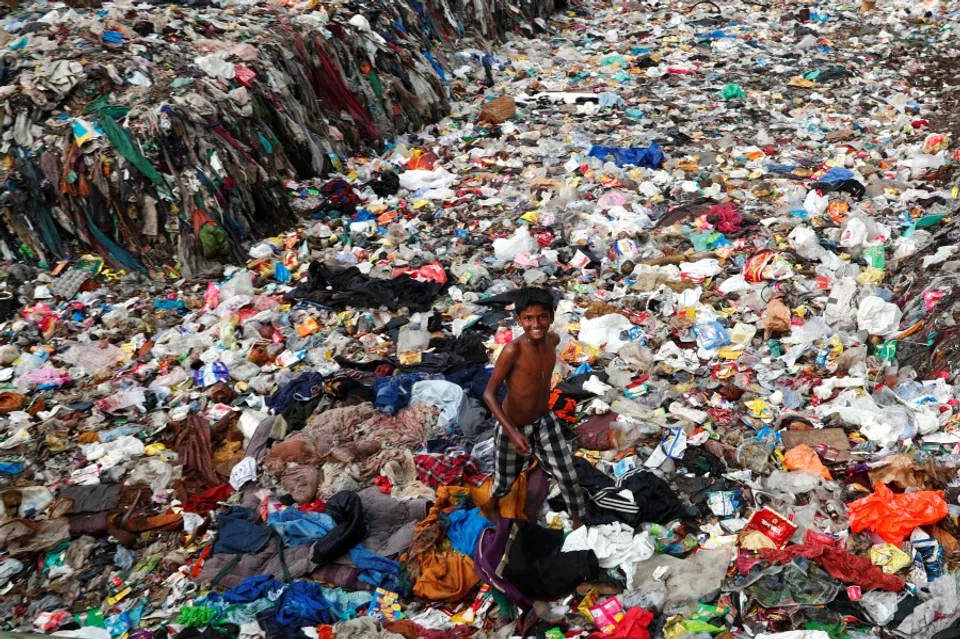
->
[501, 331, 559, 427]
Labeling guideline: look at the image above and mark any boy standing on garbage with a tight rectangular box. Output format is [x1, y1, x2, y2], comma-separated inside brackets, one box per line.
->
[482, 287, 586, 529]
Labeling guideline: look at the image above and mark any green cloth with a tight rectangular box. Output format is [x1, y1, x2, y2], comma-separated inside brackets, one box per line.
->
[76, 608, 105, 628]
[221, 599, 275, 625]
[84, 94, 131, 119]
[369, 71, 384, 101]
[97, 114, 165, 187]
[684, 620, 725, 635]
[257, 132, 273, 154]
[490, 587, 515, 621]
[177, 606, 217, 628]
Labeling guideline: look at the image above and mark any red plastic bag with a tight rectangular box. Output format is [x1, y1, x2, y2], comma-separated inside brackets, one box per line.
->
[392, 261, 448, 285]
[848, 483, 948, 544]
[588, 607, 653, 639]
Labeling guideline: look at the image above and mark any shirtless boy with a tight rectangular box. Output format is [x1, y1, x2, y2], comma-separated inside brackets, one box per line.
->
[482, 287, 586, 529]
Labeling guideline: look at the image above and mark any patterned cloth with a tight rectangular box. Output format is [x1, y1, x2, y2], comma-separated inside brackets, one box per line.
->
[491, 413, 587, 519]
[413, 452, 489, 488]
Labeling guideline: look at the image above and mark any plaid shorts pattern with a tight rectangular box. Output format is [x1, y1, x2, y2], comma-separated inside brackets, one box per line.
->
[491, 412, 587, 519]
[414, 451, 489, 488]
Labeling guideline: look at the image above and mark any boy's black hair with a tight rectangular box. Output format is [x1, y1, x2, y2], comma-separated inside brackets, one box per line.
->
[514, 287, 555, 315]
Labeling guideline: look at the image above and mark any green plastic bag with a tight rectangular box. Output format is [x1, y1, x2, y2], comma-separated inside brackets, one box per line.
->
[720, 83, 745, 100]
[199, 224, 231, 259]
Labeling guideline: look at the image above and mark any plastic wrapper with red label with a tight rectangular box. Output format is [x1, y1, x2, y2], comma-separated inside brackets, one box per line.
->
[739, 507, 798, 550]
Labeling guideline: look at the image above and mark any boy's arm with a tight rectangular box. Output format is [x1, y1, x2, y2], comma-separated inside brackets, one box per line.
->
[483, 341, 531, 456]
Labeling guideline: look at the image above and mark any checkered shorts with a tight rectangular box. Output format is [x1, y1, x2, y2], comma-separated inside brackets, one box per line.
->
[491, 412, 587, 519]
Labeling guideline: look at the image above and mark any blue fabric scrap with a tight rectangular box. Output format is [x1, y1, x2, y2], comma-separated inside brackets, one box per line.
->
[268, 509, 337, 547]
[445, 507, 493, 559]
[587, 142, 664, 169]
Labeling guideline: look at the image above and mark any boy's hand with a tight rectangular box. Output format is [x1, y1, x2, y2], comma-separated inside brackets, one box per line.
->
[507, 430, 532, 456]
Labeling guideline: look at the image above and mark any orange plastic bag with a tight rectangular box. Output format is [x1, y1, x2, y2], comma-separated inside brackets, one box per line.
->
[848, 483, 948, 544]
[407, 151, 437, 171]
[782, 444, 832, 480]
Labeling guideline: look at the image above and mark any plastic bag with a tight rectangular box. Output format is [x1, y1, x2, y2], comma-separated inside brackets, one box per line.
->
[654, 341, 699, 373]
[856, 296, 903, 337]
[782, 444, 832, 480]
[788, 226, 825, 260]
[765, 470, 823, 495]
[493, 226, 537, 262]
[610, 415, 661, 451]
[398, 167, 456, 192]
[128, 458, 176, 493]
[858, 591, 901, 626]
[95, 390, 146, 414]
[848, 483, 948, 544]
[61, 341, 125, 377]
[16, 365, 71, 391]
[762, 297, 792, 336]
[219, 271, 255, 301]
[397, 327, 430, 365]
[579, 314, 634, 354]
[194, 362, 229, 388]
[0, 345, 20, 366]
[393, 261, 448, 285]
[693, 320, 730, 350]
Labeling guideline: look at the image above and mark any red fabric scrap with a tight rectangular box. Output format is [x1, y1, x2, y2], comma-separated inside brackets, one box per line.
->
[760, 542, 905, 592]
[182, 483, 235, 515]
[298, 499, 326, 513]
[374, 476, 394, 494]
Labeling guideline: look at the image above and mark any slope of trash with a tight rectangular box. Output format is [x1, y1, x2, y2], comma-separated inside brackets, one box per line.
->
[0, 0, 556, 276]
[1, 0, 960, 637]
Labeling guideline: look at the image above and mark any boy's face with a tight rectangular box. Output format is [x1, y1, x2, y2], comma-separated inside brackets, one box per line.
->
[518, 304, 553, 343]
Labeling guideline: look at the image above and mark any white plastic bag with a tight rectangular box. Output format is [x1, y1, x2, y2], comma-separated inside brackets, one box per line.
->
[493, 226, 537, 262]
[825, 277, 858, 326]
[840, 217, 868, 248]
[679, 258, 722, 281]
[856, 296, 902, 336]
[803, 190, 829, 217]
[399, 168, 456, 192]
[579, 314, 633, 354]
[788, 226, 825, 260]
[219, 271, 255, 300]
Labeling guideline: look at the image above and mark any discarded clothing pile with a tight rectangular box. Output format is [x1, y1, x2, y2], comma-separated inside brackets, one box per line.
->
[0, 0, 558, 277]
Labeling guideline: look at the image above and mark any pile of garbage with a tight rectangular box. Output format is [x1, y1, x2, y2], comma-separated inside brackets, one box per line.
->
[0, 0, 555, 276]
[2, 0, 960, 636]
